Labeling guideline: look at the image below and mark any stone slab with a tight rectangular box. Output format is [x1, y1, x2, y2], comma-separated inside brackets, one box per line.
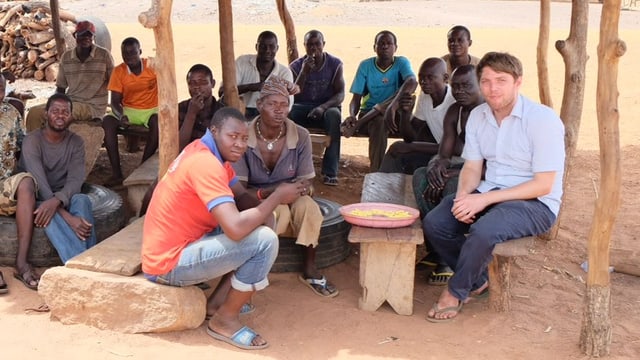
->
[65, 217, 144, 276]
[39, 266, 206, 333]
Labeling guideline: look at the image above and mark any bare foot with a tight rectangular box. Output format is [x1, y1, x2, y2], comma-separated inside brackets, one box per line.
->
[426, 288, 463, 322]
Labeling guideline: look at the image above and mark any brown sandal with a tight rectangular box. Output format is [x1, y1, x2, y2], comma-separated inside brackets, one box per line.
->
[13, 265, 39, 291]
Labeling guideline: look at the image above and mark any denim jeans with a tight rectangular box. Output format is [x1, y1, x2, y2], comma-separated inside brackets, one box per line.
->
[153, 225, 279, 292]
[44, 194, 97, 263]
[423, 193, 556, 301]
[289, 104, 341, 177]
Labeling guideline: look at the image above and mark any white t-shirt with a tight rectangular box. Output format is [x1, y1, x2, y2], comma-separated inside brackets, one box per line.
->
[412, 84, 456, 143]
[235, 54, 294, 108]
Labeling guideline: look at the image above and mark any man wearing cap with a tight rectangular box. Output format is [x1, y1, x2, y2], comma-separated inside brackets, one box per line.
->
[25, 20, 114, 175]
[233, 76, 339, 298]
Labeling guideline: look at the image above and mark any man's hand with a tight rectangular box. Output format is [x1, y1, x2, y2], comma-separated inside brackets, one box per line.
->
[119, 115, 131, 128]
[271, 180, 305, 204]
[66, 216, 93, 241]
[451, 193, 488, 224]
[33, 198, 61, 228]
[341, 116, 358, 138]
[424, 159, 450, 203]
[307, 105, 325, 121]
[301, 55, 317, 74]
[187, 92, 206, 114]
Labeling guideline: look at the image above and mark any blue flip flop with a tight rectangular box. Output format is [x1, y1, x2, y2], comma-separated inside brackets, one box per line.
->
[206, 325, 269, 350]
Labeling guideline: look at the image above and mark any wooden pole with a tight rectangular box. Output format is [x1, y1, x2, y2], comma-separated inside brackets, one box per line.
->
[543, 0, 589, 240]
[139, 0, 178, 178]
[276, 0, 298, 64]
[536, 0, 552, 108]
[579, 0, 625, 356]
[218, 0, 242, 111]
[49, 0, 65, 59]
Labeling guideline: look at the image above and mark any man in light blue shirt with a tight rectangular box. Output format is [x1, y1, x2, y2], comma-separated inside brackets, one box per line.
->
[423, 52, 565, 322]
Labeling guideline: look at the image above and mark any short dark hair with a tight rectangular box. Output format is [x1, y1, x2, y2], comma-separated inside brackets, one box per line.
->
[304, 30, 324, 44]
[45, 93, 73, 113]
[448, 25, 471, 40]
[451, 64, 476, 78]
[374, 30, 397, 46]
[121, 37, 140, 49]
[210, 107, 247, 129]
[186, 64, 214, 83]
[476, 52, 523, 81]
[257, 30, 278, 44]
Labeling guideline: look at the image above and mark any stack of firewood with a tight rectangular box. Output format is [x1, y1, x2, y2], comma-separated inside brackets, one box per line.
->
[0, 1, 77, 81]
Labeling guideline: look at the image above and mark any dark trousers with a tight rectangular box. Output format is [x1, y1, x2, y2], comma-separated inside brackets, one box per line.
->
[423, 193, 556, 301]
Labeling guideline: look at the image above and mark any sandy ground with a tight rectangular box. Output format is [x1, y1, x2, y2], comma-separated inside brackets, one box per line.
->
[1, 1, 640, 359]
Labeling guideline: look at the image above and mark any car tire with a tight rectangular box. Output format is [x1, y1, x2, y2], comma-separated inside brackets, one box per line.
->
[0, 184, 126, 267]
[270, 197, 352, 273]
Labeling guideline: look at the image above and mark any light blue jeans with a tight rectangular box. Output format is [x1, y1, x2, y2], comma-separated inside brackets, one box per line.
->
[423, 193, 556, 301]
[44, 194, 97, 263]
[150, 226, 279, 292]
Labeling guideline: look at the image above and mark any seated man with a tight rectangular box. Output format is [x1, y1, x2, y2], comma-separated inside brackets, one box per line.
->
[411, 64, 484, 285]
[233, 76, 339, 298]
[289, 30, 345, 186]
[178, 64, 224, 150]
[423, 52, 565, 322]
[442, 25, 480, 75]
[142, 107, 305, 350]
[379, 58, 456, 174]
[341, 30, 417, 171]
[102, 37, 159, 186]
[138, 64, 224, 217]
[19, 94, 97, 264]
[0, 73, 39, 292]
[231, 31, 294, 118]
[25, 21, 114, 174]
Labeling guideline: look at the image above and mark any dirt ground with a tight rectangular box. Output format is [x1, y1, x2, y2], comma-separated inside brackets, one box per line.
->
[1, 1, 639, 359]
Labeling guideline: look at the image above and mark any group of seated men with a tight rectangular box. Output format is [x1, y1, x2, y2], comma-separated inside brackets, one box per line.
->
[2, 20, 566, 351]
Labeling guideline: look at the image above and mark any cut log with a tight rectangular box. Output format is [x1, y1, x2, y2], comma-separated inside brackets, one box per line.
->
[44, 62, 58, 81]
[38, 48, 56, 60]
[36, 57, 55, 70]
[27, 30, 53, 45]
[33, 68, 44, 80]
[27, 49, 38, 64]
[0, 4, 24, 30]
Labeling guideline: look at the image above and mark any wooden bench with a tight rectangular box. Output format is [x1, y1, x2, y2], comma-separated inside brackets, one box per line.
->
[489, 236, 535, 312]
[123, 153, 158, 215]
[348, 172, 423, 316]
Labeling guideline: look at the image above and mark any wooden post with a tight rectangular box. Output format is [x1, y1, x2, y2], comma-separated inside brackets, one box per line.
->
[536, 0, 552, 108]
[139, 0, 179, 178]
[579, 0, 625, 356]
[49, 0, 65, 59]
[218, 0, 242, 111]
[276, 0, 298, 64]
[544, 0, 589, 240]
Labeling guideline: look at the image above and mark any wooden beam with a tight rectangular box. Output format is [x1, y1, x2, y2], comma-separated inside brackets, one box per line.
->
[48, 0, 65, 59]
[139, 0, 179, 178]
[218, 0, 242, 111]
[536, 0, 552, 108]
[579, 0, 625, 356]
[544, 0, 589, 240]
[276, 0, 298, 64]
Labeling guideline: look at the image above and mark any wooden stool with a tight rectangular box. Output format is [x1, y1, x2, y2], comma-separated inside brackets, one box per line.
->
[348, 173, 423, 315]
[488, 236, 535, 312]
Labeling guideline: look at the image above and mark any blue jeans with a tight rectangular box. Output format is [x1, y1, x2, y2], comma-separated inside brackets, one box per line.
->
[423, 193, 556, 301]
[44, 194, 97, 263]
[151, 226, 279, 292]
[289, 104, 341, 177]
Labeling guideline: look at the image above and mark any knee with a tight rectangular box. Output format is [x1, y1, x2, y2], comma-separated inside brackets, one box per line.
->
[102, 115, 119, 131]
[256, 226, 279, 256]
[323, 107, 341, 123]
[70, 194, 92, 208]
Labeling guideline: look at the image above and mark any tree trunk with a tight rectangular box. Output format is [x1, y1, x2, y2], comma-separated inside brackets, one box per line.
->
[276, 0, 298, 64]
[536, 0, 553, 107]
[139, 0, 179, 178]
[218, 0, 242, 111]
[48, 0, 65, 60]
[544, 0, 589, 240]
[579, 0, 625, 356]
